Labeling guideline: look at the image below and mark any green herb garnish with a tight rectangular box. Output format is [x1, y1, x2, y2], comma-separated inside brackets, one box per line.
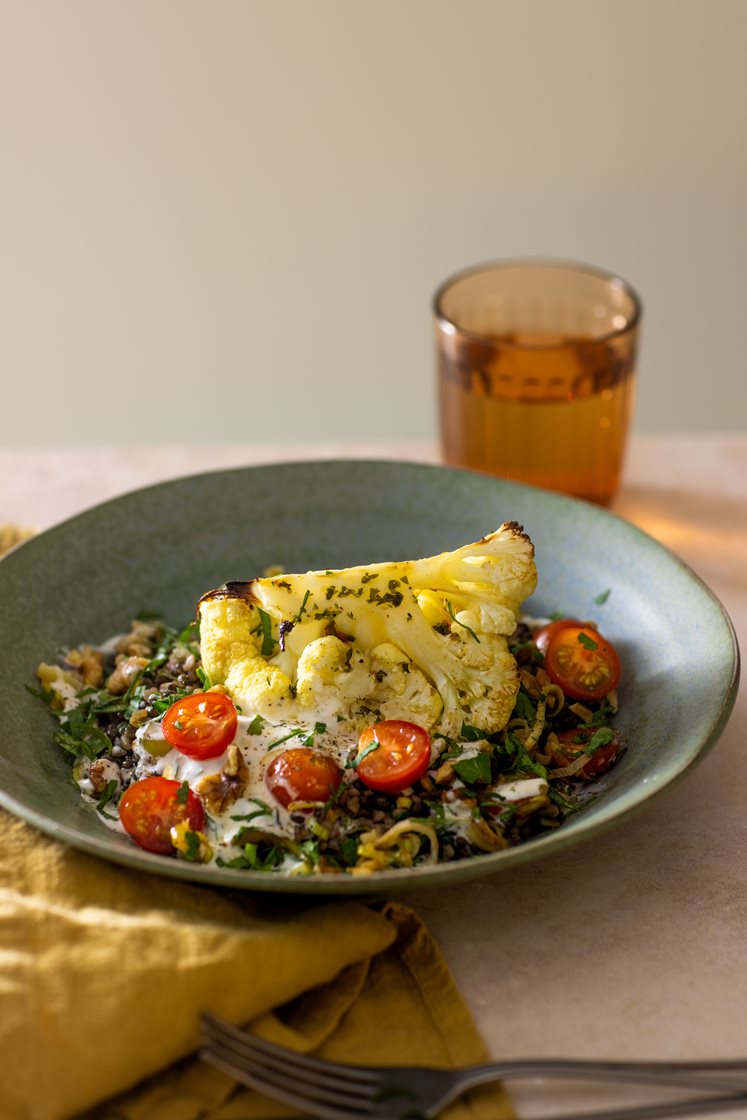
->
[195, 666, 212, 689]
[499, 731, 548, 779]
[583, 727, 615, 755]
[348, 737, 381, 769]
[512, 689, 536, 722]
[445, 600, 480, 643]
[460, 722, 492, 742]
[96, 779, 119, 819]
[293, 589, 311, 622]
[266, 728, 304, 750]
[182, 831, 202, 862]
[452, 751, 492, 786]
[230, 796, 272, 822]
[300, 721, 327, 746]
[340, 836, 359, 867]
[254, 608, 277, 656]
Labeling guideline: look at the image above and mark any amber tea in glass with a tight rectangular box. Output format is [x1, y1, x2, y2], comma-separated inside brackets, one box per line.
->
[434, 261, 641, 505]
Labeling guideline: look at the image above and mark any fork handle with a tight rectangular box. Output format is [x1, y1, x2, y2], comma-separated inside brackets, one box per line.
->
[540, 1089, 747, 1120]
[456, 1059, 747, 1095]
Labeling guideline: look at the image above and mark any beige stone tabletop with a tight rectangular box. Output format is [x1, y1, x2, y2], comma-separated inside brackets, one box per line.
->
[3, 434, 746, 1117]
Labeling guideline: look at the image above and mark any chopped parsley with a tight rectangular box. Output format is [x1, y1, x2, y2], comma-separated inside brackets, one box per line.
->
[54, 705, 113, 761]
[294, 589, 311, 622]
[583, 727, 615, 755]
[96, 779, 119, 819]
[460, 721, 492, 742]
[266, 728, 304, 750]
[195, 666, 212, 689]
[217, 840, 285, 871]
[300, 722, 327, 746]
[512, 689, 536, 723]
[366, 586, 404, 608]
[499, 731, 548, 779]
[181, 831, 202, 862]
[339, 836, 359, 867]
[452, 751, 492, 786]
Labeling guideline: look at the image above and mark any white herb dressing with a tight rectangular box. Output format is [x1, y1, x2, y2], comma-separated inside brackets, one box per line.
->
[493, 777, 549, 802]
[439, 792, 475, 836]
[132, 711, 368, 863]
[62, 620, 559, 869]
[129, 706, 538, 866]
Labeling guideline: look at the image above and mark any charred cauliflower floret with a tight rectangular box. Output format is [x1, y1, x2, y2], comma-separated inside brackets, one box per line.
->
[198, 597, 296, 719]
[198, 523, 537, 737]
[368, 643, 443, 730]
[295, 635, 371, 718]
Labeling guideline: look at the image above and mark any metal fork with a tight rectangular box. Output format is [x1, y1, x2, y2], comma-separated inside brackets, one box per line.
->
[200, 1012, 747, 1120]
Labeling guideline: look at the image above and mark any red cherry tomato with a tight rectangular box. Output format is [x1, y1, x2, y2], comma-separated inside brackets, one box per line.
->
[162, 691, 237, 759]
[354, 720, 432, 794]
[119, 776, 205, 855]
[544, 625, 621, 701]
[533, 618, 587, 654]
[265, 747, 343, 809]
[551, 726, 621, 780]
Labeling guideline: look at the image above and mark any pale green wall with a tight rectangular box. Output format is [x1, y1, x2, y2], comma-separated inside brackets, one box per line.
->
[2, 0, 745, 444]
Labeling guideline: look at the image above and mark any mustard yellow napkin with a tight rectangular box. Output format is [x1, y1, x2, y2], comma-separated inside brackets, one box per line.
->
[0, 811, 512, 1120]
[0, 523, 37, 555]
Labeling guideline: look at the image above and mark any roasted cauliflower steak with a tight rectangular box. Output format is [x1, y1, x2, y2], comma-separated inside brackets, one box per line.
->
[198, 523, 537, 738]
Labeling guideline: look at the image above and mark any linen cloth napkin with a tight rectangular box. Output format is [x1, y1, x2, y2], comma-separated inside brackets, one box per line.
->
[0, 810, 513, 1120]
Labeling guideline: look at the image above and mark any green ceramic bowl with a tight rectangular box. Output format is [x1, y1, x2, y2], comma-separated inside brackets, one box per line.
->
[0, 460, 739, 894]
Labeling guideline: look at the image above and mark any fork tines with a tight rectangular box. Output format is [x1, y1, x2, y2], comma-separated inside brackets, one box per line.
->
[200, 1012, 383, 1117]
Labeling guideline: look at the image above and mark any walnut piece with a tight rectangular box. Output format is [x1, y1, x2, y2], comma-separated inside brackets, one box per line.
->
[65, 645, 104, 688]
[89, 757, 122, 795]
[105, 656, 149, 694]
[115, 620, 163, 659]
[196, 745, 250, 814]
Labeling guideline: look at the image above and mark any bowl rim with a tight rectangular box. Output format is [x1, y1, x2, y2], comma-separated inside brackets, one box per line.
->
[0, 458, 739, 895]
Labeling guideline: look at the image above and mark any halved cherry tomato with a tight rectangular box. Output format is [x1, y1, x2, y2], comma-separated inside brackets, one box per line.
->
[119, 776, 205, 855]
[265, 747, 343, 809]
[162, 691, 237, 760]
[544, 625, 621, 701]
[354, 720, 432, 794]
[533, 618, 588, 654]
[551, 725, 621, 780]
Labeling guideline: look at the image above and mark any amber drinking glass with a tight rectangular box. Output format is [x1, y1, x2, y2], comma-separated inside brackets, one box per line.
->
[434, 260, 642, 505]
